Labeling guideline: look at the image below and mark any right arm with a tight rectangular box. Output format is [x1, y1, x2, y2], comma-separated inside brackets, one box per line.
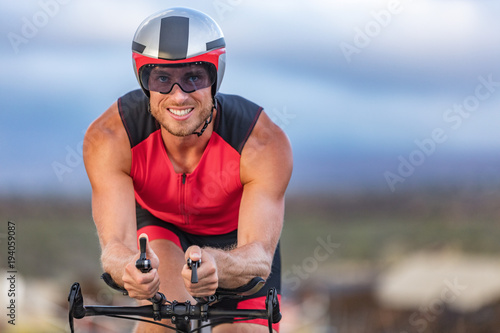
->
[83, 102, 159, 299]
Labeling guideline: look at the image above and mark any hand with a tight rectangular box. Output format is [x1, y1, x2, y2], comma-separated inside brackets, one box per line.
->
[122, 234, 161, 299]
[182, 246, 218, 297]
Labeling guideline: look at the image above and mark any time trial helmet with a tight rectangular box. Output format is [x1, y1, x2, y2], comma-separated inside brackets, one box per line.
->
[132, 7, 226, 97]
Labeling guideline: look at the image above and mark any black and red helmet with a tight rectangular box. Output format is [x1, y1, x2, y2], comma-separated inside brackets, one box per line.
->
[132, 7, 226, 97]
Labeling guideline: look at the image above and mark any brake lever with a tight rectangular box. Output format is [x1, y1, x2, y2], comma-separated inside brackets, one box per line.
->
[135, 236, 165, 320]
[135, 237, 152, 273]
[187, 258, 201, 283]
[188, 258, 213, 304]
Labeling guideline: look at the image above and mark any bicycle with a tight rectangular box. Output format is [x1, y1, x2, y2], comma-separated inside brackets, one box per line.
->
[68, 237, 281, 332]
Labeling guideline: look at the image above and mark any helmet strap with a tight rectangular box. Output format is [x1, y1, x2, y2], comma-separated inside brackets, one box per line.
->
[192, 98, 216, 137]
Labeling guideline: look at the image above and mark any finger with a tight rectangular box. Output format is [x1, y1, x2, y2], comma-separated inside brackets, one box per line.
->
[124, 267, 161, 299]
[127, 281, 159, 300]
[187, 280, 218, 297]
[185, 245, 202, 262]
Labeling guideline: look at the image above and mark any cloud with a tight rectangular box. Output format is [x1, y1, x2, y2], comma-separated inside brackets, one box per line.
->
[2, 0, 500, 196]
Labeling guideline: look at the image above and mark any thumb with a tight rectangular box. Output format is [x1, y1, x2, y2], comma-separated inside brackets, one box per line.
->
[185, 245, 202, 262]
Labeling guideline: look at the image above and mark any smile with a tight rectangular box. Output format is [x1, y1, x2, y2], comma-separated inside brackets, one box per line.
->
[168, 108, 193, 116]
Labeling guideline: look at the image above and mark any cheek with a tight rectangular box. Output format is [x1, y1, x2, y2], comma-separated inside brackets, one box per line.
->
[192, 86, 212, 98]
[193, 90, 213, 107]
[149, 94, 163, 107]
[148, 99, 164, 119]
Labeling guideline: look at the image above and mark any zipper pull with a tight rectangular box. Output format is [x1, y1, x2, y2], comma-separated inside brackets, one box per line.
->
[182, 173, 186, 184]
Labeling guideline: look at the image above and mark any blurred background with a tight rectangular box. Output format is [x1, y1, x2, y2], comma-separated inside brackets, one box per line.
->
[1, 0, 500, 332]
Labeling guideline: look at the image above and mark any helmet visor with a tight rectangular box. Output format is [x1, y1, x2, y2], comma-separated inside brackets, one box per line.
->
[140, 62, 217, 94]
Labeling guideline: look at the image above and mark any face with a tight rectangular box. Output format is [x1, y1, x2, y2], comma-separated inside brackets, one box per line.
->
[147, 65, 214, 137]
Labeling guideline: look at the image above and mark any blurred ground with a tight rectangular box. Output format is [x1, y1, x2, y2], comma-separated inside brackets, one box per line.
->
[1, 186, 500, 332]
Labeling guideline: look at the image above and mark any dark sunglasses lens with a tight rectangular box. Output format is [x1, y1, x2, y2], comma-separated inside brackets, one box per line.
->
[141, 63, 216, 94]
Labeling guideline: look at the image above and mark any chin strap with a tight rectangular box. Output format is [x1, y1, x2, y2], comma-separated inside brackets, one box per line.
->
[192, 98, 217, 137]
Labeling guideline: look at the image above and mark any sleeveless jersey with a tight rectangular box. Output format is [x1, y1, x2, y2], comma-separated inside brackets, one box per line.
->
[117, 89, 263, 235]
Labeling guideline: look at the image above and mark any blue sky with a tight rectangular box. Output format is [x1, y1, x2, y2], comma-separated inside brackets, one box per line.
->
[1, 0, 500, 197]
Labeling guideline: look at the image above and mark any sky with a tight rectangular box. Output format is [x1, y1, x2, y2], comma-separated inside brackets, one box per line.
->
[1, 0, 500, 197]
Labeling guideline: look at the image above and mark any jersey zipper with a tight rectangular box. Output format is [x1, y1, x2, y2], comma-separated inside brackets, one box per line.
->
[180, 173, 189, 224]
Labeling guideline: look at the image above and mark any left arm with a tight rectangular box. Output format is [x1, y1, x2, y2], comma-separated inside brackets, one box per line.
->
[183, 111, 293, 294]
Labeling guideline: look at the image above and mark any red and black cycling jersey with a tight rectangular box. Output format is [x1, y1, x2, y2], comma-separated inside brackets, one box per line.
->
[117, 89, 263, 235]
[118, 90, 281, 331]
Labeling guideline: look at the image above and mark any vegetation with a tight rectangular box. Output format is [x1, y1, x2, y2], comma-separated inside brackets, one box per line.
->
[2, 187, 499, 281]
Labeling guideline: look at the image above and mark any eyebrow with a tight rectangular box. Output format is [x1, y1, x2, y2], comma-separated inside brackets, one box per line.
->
[183, 69, 207, 76]
[151, 69, 172, 75]
[150, 67, 207, 76]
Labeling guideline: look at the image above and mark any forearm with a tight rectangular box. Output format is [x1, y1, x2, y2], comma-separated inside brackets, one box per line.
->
[205, 242, 274, 289]
[101, 241, 137, 286]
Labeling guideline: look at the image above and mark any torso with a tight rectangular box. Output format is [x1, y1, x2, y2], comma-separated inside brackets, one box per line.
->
[117, 90, 263, 235]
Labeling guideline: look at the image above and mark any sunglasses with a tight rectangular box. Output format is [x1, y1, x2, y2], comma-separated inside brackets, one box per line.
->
[140, 62, 217, 94]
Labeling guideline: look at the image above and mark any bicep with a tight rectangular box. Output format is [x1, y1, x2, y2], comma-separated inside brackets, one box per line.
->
[83, 104, 137, 250]
[237, 111, 293, 252]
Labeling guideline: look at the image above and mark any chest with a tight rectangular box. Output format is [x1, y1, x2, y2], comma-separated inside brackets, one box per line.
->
[130, 130, 243, 221]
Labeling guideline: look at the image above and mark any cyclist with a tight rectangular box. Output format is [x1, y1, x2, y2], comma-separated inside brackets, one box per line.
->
[83, 7, 292, 332]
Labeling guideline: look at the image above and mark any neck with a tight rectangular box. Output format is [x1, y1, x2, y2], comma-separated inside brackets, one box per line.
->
[160, 108, 217, 174]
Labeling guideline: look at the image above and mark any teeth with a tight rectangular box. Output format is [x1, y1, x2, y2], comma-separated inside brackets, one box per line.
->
[168, 108, 193, 116]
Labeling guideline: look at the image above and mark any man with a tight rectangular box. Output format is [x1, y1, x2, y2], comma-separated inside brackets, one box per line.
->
[83, 7, 292, 332]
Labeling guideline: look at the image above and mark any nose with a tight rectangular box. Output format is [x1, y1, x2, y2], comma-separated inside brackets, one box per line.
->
[168, 83, 189, 103]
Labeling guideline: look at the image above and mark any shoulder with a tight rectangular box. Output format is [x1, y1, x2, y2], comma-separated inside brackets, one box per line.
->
[83, 96, 132, 177]
[85, 101, 127, 148]
[240, 109, 293, 193]
[117, 89, 158, 148]
[214, 93, 263, 153]
[244, 110, 292, 161]
[86, 89, 146, 146]
[117, 89, 149, 118]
